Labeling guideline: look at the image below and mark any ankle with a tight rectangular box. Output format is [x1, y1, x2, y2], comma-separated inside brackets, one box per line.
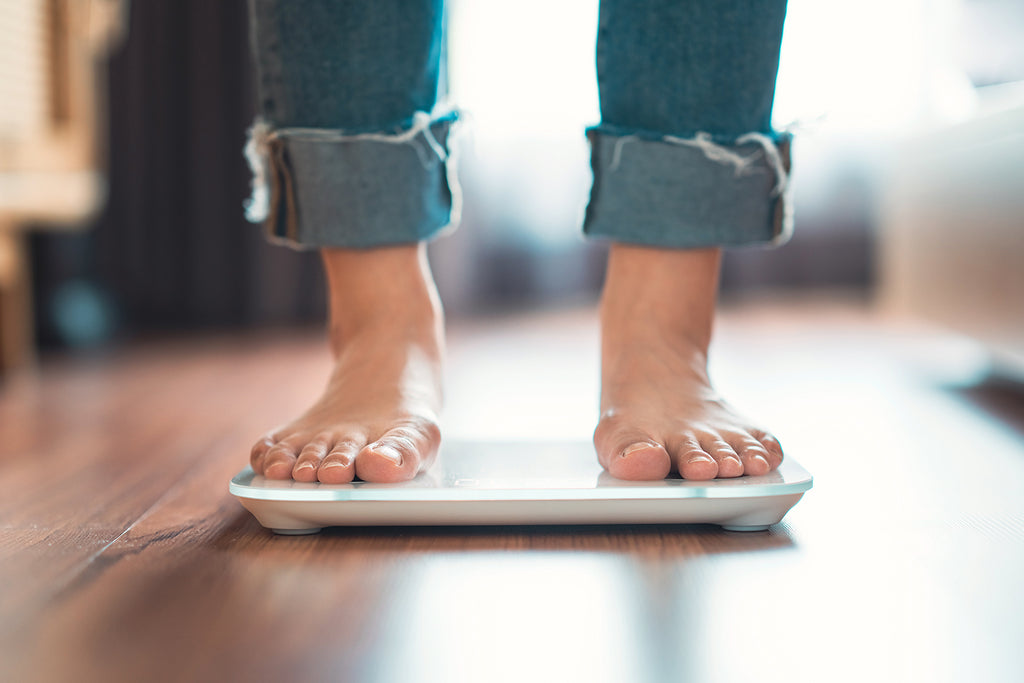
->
[601, 243, 720, 349]
[321, 244, 444, 349]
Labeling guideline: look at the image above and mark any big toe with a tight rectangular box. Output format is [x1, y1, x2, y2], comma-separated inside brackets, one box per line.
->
[606, 441, 672, 481]
[355, 422, 440, 483]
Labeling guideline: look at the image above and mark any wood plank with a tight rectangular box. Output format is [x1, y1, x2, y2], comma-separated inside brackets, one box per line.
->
[0, 332, 330, 675]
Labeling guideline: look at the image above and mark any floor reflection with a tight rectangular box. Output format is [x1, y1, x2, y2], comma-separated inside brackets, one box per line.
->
[375, 555, 653, 683]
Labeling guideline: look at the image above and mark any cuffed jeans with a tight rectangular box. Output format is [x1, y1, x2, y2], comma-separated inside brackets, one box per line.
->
[246, 0, 791, 250]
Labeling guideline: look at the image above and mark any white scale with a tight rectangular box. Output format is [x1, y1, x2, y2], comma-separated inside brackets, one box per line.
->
[230, 441, 812, 534]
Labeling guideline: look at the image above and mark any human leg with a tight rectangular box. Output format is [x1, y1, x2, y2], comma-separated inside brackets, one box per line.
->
[245, 0, 453, 482]
[588, 0, 789, 480]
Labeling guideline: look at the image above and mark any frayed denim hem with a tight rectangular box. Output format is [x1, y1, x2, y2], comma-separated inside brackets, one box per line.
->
[583, 125, 793, 249]
[243, 110, 461, 250]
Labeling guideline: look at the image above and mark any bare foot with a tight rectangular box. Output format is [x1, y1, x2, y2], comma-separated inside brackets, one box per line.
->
[594, 244, 784, 481]
[250, 244, 444, 483]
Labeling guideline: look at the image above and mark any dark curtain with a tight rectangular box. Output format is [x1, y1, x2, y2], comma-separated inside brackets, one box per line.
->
[33, 0, 326, 347]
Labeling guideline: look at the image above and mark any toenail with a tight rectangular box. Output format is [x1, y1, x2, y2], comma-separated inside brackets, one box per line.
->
[621, 442, 659, 458]
[753, 455, 769, 468]
[295, 462, 315, 471]
[322, 459, 347, 470]
[687, 453, 714, 464]
[371, 445, 403, 465]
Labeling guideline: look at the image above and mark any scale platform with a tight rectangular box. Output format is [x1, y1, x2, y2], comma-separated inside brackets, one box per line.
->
[230, 441, 812, 535]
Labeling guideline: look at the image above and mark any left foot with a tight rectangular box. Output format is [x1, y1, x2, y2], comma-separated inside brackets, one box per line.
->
[594, 244, 784, 480]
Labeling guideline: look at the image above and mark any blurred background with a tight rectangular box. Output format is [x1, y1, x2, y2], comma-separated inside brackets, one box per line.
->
[1, 0, 1022, 373]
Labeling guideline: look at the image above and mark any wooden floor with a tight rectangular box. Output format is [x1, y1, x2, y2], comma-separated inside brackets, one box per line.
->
[2, 297, 1022, 683]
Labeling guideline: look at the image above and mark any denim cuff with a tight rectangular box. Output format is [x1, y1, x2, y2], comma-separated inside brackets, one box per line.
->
[583, 125, 792, 249]
[244, 111, 460, 250]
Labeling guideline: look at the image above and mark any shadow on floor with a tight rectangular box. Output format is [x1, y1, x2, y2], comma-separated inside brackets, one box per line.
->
[212, 509, 796, 559]
[947, 371, 1024, 441]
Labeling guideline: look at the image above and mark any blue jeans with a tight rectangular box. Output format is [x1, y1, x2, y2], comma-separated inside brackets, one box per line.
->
[246, 0, 790, 250]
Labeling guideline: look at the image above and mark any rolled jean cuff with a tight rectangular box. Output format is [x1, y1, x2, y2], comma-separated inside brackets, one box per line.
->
[244, 111, 460, 249]
[583, 125, 793, 249]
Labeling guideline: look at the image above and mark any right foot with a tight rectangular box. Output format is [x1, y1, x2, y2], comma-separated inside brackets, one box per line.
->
[249, 244, 444, 484]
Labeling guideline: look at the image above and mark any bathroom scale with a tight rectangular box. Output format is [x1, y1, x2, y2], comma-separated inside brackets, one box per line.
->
[230, 441, 812, 535]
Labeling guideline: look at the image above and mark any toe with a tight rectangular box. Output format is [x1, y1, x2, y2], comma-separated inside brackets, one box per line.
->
[355, 421, 439, 483]
[730, 435, 772, 476]
[318, 438, 362, 484]
[752, 429, 784, 469]
[698, 436, 745, 479]
[669, 434, 721, 480]
[293, 435, 332, 482]
[263, 438, 302, 479]
[250, 435, 275, 475]
[593, 417, 671, 480]
[356, 443, 410, 482]
[611, 441, 672, 481]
